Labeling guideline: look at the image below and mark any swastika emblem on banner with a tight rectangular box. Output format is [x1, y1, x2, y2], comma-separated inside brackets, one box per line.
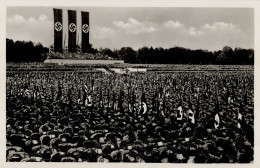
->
[82, 24, 89, 33]
[55, 22, 62, 31]
[69, 23, 77, 33]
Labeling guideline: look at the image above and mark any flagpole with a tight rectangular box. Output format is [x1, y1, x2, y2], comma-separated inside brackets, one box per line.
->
[64, 33, 66, 53]
[77, 34, 79, 46]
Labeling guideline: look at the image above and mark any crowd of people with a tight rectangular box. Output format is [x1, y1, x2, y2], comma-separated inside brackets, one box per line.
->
[6, 66, 254, 162]
[47, 52, 114, 60]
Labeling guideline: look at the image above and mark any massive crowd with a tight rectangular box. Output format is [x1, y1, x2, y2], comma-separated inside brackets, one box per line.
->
[6, 67, 254, 163]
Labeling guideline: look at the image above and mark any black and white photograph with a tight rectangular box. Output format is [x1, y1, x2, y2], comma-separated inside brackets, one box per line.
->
[2, 0, 260, 166]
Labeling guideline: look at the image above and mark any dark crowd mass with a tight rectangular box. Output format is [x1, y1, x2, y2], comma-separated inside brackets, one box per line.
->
[6, 64, 254, 163]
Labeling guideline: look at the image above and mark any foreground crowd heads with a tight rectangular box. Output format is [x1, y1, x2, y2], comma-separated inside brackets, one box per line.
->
[6, 70, 254, 162]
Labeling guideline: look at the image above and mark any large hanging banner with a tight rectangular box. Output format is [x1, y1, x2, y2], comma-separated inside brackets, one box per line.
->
[53, 8, 63, 53]
[68, 10, 77, 53]
[81, 11, 89, 53]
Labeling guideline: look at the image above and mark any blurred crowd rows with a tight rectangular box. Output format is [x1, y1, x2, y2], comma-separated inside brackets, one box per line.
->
[6, 68, 254, 162]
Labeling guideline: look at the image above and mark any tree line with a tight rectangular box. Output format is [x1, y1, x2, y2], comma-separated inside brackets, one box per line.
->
[7, 38, 254, 65]
[100, 46, 254, 65]
[6, 39, 49, 62]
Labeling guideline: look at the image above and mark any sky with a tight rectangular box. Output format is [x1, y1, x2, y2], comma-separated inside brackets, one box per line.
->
[6, 7, 254, 51]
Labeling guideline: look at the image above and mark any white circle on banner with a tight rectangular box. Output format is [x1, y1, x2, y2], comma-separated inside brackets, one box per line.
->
[55, 22, 62, 31]
[69, 23, 77, 32]
[214, 113, 220, 129]
[142, 102, 147, 114]
[82, 24, 89, 33]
